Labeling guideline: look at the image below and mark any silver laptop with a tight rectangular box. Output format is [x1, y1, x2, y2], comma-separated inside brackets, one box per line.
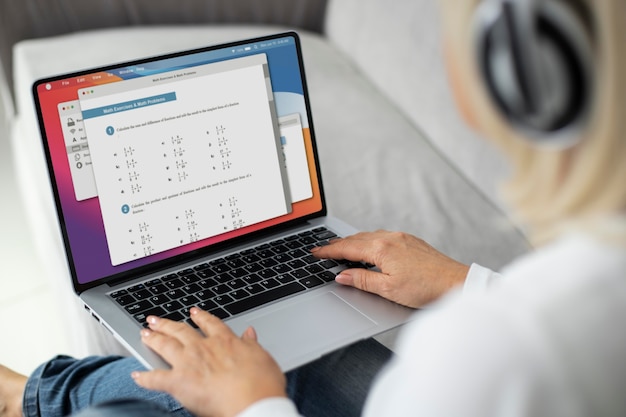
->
[32, 32, 413, 371]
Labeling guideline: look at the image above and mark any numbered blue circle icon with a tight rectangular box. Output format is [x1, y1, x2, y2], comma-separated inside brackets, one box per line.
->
[106, 126, 115, 136]
[121, 204, 130, 214]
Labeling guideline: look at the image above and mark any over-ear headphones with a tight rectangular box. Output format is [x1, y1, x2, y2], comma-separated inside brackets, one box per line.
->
[474, 0, 594, 147]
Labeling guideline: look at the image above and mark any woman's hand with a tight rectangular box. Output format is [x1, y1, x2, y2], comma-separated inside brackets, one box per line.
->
[312, 230, 469, 308]
[132, 308, 286, 417]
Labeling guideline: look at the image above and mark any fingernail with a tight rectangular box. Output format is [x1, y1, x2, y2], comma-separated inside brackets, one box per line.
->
[310, 246, 321, 253]
[335, 272, 353, 285]
[147, 316, 159, 325]
[190, 307, 199, 315]
[131, 371, 140, 380]
[141, 329, 151, 338]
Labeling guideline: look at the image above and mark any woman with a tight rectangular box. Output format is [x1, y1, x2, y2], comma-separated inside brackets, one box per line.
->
[2, 0, 625, 416]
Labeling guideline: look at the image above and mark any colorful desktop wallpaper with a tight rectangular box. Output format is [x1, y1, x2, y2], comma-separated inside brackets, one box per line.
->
[34, 35, 323, 286]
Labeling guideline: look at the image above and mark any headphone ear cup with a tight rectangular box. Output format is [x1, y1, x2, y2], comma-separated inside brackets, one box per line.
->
[474, 0, 593, 147]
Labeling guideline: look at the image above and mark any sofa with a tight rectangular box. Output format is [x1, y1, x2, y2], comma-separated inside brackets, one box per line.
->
[0, 0, 530, 358]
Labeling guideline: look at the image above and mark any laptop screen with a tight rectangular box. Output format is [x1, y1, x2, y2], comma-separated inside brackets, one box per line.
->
[33, 32, 325, 289]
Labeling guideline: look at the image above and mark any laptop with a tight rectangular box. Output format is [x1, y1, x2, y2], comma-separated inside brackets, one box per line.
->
[32, 31, 414, 371]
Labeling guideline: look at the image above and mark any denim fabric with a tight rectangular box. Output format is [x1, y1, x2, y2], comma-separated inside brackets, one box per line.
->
[22, 355, 191, 417]
[22, 339, 391, 417]
[71, 399, 175, 417]
[286, 338, 392, 417]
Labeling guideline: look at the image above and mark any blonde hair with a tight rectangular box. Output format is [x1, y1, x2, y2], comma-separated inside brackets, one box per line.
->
[439, 0, 626, 245]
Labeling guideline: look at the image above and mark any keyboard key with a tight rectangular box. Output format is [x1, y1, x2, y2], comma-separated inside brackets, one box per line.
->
[244, 263, 263, 273]
[242, 254, 261, 263]
[214, 294, 234, 305]
[320, 259, 339, 269]
[214, 284, 231, 295]
[182, 283, 201, 294]
[209, 308, 230, 319]
[271, 244, 289, 254]
[212, 264, 231, 274]
[287, 259, 306, 269]
[244, 274, 262, 284]
[163, 311, 185, 322]
[198, 300, 218, 311]
[257, 250, 274, 259]
[258, 258, 278, 268]
[230, 289, 250, 300]
[149, 284, 168, 294]
[193, 263, 210, 271]
[227, 259, 246, 268]
[287, 249, 307, 258]
[163, 301, 183, 312]
[134, 306, 166, 323]
[165, 278, 185, 289]
[300, 236, 316, 245]
[302, 255, 318, 264]
[261, 278, 280, 290]
[291, 268, 310, 279]
[133, 289, 152, 300]
[125, 300, 152, 314]
[166, 289, 186, 299]
[315, 230, 337, 240]
[127, 284, 146, 292]
[145, 279, 162, 286]
[115, 294, 136, 306]
[181, 274, 200, 284]
[214, 272, 233, 283]
[162, 273, 179, 281]
[110, 289, 129, 298]
[318, 271, 336, 282]
[225, 282, 306, 315]
[198, 278, 218, 289]
[227, 279, 246, 290]
[245, 284, 264, 294]
[273, 264, 292, 274]
[196, 290, 216, 300]
[299, 277, 324, 288]
[197, 269, 216, 279]
[258, 269, 277, 279]
[274, 253, 292, 262]
[179, 295, 200, 307]
[177, 268, 194, 276]
[286, 240, 304, 250]
[229, 268, 247, 278]
[149, 294, 170, 305]
[305, 264, 324, 274]
[209, 258, 226, 266]
[276, 274, 295, 284]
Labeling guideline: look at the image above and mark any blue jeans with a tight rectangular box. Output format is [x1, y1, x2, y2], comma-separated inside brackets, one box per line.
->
[23, 338, 391, 417]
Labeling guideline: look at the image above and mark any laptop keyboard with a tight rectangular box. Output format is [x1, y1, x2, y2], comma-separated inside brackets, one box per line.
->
[108, 227, 365, 327]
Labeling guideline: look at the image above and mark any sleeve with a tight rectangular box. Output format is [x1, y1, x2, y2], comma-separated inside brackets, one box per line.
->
[236, 397, 302, 417]
[462, 262, 503, 295]
[362, 295, 555, 417]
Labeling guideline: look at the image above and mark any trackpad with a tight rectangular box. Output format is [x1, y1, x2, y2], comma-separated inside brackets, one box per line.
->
[249, 292, 377, 365]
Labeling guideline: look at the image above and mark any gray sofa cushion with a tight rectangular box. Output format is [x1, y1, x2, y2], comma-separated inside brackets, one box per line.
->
[325, 0, 511, 212]
[0, 0, 327, 98]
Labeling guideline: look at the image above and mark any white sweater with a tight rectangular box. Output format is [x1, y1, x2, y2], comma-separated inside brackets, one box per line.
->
[240, 232, 626, 417]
